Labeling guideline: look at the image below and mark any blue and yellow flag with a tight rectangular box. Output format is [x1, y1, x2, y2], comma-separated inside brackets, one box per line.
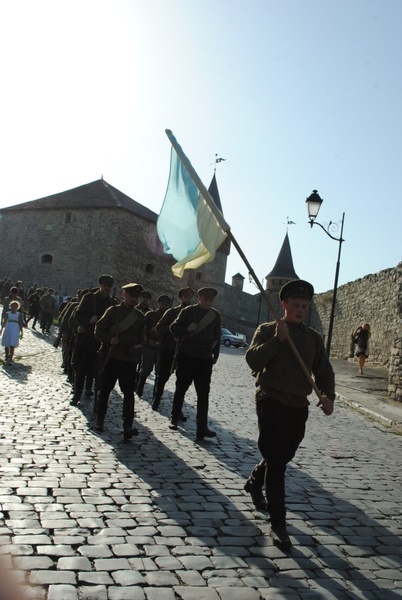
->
[157, 133, 228, 278]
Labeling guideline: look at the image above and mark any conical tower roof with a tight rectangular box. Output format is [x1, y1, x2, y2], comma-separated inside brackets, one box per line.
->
[208, 173, 223, 212]
[266, 233, 299, 279]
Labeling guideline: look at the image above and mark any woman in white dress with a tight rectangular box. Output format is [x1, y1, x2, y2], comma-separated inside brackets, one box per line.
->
[1, 300, 23, 364]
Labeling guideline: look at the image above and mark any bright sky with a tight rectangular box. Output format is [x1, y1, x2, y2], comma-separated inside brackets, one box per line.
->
[1, 0, 401, 294]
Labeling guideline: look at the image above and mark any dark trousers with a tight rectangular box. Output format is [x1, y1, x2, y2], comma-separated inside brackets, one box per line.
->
[153, 347, 175, 399]
[97, 357, 137, 430]
[73, 349, 97, 398]
[257, 397, 308, 485]
[257, 397, 308, 524]
[28, 309, 40, 328]
[171, 353, 213, 428]
[138, 346, 158, 379]
[40, 311, 53, 331]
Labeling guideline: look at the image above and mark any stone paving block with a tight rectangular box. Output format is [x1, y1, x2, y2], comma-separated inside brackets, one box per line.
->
[143, 545, 171, 557]
[108, 588, 146, 600]
[111, 569, 145, 585]
[173, 588, 220, 600]
[75, 585, 108, 599]
[155, 536, 186, 547]
[40, 519, 78, 529]
[177, 555, 215, 570]
[176, 570, 207, 586]
[144, 589, 176, 600]
[154, 555, 183, 570]
[29, 570, 77, 585]
[13, 556, 54, 570]
[87, 535, 125, 545]
[208, 577, 244, 587]
[0, 544, 34, 556]
[145, 570, 179, 586]
[57, 556, 92, 571]
[77, 572, 114, 585]
[13, 535, 52, 545]
[93, 557, 131, 571]
[111, 543, 141, 557]
[172, 545, 212, 556]
[75, 517, 104, 528]
[53, 535, 87, 545]
[36, 544, 75, 556]
[217, 589, 262, 599]
[16, 488, 49, 497]
[47, 584, 78, 599]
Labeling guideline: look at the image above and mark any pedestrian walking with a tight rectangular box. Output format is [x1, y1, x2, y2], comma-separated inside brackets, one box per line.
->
[353, 322, 371, 375]
[245, 279, 335, 550]
[1, 300, 23, 364]
[169, 287, 221, 440]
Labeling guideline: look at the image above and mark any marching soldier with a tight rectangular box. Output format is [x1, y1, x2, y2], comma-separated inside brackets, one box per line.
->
[169, 287, 221, 440]
[94, 283, 145, 439]
[152, 287, 194, 411]
[136, 294, 172, 397]
[245, 279, 335, 549]
[70, 275, 116, 406]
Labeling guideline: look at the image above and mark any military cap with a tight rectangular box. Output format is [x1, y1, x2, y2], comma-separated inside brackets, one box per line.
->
[98, 274, 114, 286]
[122, 283, 143, 295]
[197, 287, 218, 298]
[157, 294, 172, 304]
[279, 279, 314, 301]
[178, 286, 195, 298]
[139, 290, 152, 299]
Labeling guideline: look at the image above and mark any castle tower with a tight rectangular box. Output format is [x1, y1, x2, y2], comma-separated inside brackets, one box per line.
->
[266, 233, 299, 293]
[184, 173, 230, 305]
[231, 272, 244, 291]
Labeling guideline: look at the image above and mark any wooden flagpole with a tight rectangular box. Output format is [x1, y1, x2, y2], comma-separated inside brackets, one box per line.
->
[165, 129, 324, 406]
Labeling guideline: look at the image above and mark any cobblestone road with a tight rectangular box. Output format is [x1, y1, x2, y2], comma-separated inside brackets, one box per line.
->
[0, 331, 401, 599]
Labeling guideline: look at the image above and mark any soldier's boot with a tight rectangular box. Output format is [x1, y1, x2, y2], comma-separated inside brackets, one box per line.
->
[151, 393, 162, 411]
[70, 372, 85, 406]
[94, 419, 104, 433]
[244, 460, 267, 510]
[196, 399, 215, 440]
[136, 376, 146, 397]
[122, 395, 138, 440]
[266, 484, 291, 550]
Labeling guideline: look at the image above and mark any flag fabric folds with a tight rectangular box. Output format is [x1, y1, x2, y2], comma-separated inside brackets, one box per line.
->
[157, 139, 228, 278]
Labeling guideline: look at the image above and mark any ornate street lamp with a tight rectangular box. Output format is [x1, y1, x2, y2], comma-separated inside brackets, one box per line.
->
[305, 190, 345, 357]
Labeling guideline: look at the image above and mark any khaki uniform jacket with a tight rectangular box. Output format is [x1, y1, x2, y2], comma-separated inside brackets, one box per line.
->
[155, 304, 185, 350]
[246, 321, 335, 406]
[170, 304, 221, 361]
[95, 303, 145, 363]
[74, 290, 116, 332]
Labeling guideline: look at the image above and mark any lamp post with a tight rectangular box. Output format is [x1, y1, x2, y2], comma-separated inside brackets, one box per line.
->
[305, 190, 345, 357]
